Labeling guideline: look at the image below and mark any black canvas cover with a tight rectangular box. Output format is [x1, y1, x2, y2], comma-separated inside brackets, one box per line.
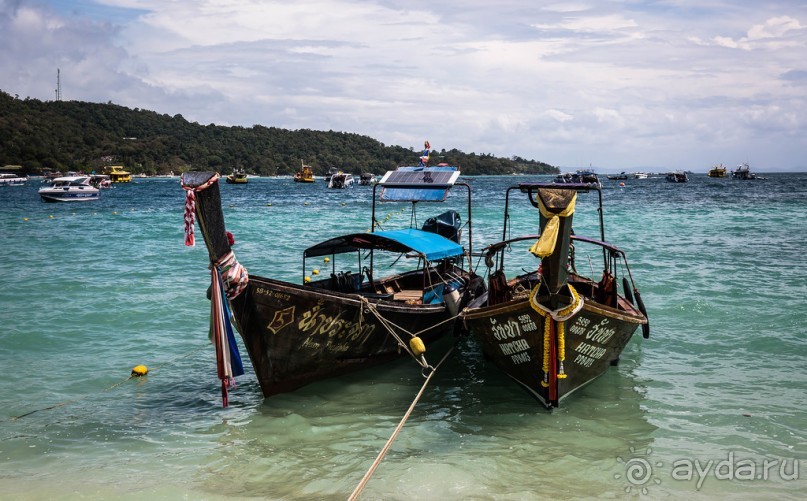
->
[422, 210, 461, 243]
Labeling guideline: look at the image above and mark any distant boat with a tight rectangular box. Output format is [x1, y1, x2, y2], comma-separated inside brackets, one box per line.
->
[707, 164, 727, 178]
[555, 170, 601, 187]
[632, 172, 648, 179]
[606, 172, 628, 180]
[0, 173, 27, 186]
[89, 174, 112, 189]
[328, 171, 355, 188]
[294, 161, 316, 183]
[226, 169, 249, 184]
[359, 172, 377, 185]
[665, 171, 688, 183]
[731, 163, 762, 180]
[39, 176, 100, 202]
[106, 166, 131, 183]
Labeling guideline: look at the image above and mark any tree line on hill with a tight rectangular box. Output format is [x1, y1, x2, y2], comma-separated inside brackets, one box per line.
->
[0, 90, 558, 177]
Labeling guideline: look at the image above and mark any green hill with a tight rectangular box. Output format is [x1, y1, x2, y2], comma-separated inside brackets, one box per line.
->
[0, 90, 558, 176]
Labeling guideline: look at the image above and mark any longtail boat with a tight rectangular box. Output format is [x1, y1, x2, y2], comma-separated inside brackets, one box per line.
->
[181, 165, 484, 405]
[461, 182, 648, 408]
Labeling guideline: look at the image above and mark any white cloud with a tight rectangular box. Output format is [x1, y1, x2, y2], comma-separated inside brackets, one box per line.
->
[1, 0, 806, 170]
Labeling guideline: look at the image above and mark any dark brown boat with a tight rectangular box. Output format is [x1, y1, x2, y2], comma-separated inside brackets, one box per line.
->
[181, 167, 483, 404]
[461, 182, 648, 408]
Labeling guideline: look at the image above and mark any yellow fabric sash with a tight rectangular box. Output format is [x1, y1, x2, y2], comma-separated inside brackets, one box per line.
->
[529, 193, 577, 257]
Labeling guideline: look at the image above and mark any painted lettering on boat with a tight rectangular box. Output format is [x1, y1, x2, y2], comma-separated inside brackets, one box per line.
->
[499, 338, 530, 356]
[567, 317, 590, 336]
[255, 287, 292, 302]
[490, 317, 522, 341]
[517, 314, 538, 332]
[297, 302, 376, 344]
[301, 337, 321, 350]
[489, 318, 532, 365]
[510, 351, 531, 364]
[585, 319, 616, 344]
[573, 353, 596, 368]
[575, 341, 606, 360]
[567, 316, 616, 345]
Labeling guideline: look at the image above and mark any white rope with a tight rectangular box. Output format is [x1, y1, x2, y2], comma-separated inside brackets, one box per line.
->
[347, 344, 456, 501]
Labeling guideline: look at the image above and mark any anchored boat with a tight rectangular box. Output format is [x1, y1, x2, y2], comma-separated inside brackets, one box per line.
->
[293, 161, 316, 183]
[226, 169, 249, 184]
[461, 182, 648, 408]
[39, 175, 100, 202]
[708, 164, 727, 178]
[181, 166, 483, 405]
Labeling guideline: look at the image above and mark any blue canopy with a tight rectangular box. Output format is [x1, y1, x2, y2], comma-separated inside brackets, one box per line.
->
[303, 228, 464, 261]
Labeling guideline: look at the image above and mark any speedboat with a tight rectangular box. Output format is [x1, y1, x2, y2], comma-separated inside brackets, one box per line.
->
[555, 170, 601, 187]
[39, 176, 100, 202]
[89, 174, 112, 189]
[666, 171, 688, 183]
[0, 173, 28, 186]
[328, 171, 355, 188]
[732, 163, 761, 180]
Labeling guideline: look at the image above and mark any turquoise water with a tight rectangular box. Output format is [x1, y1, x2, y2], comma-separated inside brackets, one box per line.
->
[1, 174, 805, 499]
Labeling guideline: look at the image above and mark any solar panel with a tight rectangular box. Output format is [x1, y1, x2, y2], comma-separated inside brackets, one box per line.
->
[378, 166, 461, 202]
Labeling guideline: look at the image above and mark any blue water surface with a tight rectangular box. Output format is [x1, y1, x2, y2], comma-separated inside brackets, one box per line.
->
[1, 173, 805, 499]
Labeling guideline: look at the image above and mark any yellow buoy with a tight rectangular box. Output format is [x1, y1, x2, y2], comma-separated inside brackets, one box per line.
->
[409, 337, 426, 356]
[267, 203, 272, 206]
[49, 215, 54, 219]
[312, 269, 320, 275]
[131, 365, 149, 377]
[23, 218, 28, 221]
[324, 257, 330, 263]
[304, 276, 311, 283]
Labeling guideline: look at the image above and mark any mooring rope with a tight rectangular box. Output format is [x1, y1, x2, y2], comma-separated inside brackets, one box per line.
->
[347, 343, 456, 501]
[358, 297, 460, 368]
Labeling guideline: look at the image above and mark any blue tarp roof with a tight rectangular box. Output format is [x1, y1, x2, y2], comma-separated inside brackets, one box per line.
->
[303, 228, 464, 261]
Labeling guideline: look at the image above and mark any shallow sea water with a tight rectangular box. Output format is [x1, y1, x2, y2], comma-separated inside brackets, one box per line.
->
[1, 173, 805, 499]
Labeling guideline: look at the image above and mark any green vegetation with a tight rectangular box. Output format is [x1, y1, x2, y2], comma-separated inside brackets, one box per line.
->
[0, 90, 558, 176]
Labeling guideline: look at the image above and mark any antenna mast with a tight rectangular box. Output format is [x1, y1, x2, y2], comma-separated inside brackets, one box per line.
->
[55, 68, 61, 101]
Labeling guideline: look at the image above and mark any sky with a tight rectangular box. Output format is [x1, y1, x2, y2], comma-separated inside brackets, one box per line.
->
[1, 0, 806, 172]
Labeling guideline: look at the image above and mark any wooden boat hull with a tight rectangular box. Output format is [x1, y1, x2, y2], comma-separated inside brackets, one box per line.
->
[459, 182, 648, 408]
[463, 289, 644, 408]
[229, 274, 461, 397]
[181, 170, 482, 400]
